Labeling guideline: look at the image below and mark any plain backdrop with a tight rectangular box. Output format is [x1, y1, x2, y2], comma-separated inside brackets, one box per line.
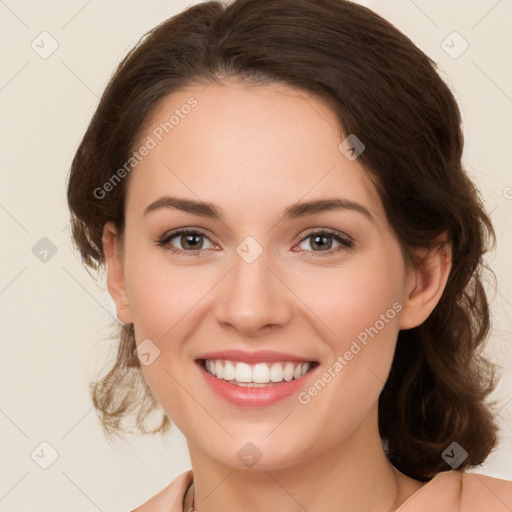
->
[0, 1, 511, 510]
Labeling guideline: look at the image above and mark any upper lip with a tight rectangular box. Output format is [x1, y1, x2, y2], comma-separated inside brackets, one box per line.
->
[196, 349, 318, 364]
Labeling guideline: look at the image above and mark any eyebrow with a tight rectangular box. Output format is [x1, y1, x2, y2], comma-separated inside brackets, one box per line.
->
[142, 196, 375, 223]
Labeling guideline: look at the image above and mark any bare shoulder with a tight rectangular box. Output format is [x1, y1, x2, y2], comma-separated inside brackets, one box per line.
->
[131, 470, 194, 512]
[460, 472, 512, 510]
[395, 470, 512, 512]
[130, 484, 173, 512]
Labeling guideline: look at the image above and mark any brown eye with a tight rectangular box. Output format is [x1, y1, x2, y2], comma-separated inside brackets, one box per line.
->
[297, 230, 353, 257]
[157, 229, 215, 255]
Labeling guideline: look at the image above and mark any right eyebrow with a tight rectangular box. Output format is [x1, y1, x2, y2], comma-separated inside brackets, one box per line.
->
[142, 196, 222, 219]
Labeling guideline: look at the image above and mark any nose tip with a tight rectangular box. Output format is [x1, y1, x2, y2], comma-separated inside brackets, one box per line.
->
[214, 252, 293, 335]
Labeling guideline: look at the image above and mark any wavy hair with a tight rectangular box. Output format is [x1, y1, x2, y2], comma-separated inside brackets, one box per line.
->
[66, 0, 500, 480]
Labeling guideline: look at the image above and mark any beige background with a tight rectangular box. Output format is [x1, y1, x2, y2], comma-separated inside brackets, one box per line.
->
[0, 1, 511, 510]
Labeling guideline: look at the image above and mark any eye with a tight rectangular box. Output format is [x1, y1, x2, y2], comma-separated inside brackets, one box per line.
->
[157, 228, 216, 256]
[295, 229, 353, 257]
[156, 227, 354, 258]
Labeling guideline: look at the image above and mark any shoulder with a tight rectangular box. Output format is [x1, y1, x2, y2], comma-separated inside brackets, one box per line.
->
[459, 472, 512, 511]
[397, 470, 512, 512]
[131, 470, 193, 512]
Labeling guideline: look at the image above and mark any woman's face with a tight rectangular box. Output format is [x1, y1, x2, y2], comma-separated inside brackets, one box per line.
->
[108, 81, 418, 469]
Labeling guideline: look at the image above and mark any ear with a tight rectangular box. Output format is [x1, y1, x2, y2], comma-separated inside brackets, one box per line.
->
[102, 222, 133, 325]
[399, 235, 452, 330]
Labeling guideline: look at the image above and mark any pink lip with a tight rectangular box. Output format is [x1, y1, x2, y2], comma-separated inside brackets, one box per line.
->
[195, 359, 319, 407]
[195, 349, 317, 364]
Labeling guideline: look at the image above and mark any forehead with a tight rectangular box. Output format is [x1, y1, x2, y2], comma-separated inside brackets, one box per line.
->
[125, 81, 385, 225]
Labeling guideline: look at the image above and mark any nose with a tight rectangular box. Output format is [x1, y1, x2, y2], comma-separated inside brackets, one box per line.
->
[214, 247, 293, 336]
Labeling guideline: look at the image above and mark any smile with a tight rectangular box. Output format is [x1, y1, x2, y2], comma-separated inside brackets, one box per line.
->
[201, 359, 316, 387]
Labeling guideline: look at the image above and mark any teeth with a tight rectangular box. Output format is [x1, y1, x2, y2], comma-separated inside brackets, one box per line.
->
[215, 360, 224, 379]
[224, 360, 236, 380]
[270, 363, 284, 382]
[235, 362, 252, 383]
[203, 359, 312, 385]
[252, 363, 270, 383]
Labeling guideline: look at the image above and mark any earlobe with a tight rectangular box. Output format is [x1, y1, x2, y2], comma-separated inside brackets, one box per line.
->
[102, 222, 133, 325]
[399, 237, 453, 330]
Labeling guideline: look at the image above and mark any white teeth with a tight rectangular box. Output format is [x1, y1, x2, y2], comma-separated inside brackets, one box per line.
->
[215, 360, 224, 379]
[235, 362, 252, 383]
[203, 359, 312, 385]
[270, 362, 283, 382]
[283, 362, 295, 381]
[253, 363, 270, 383]
[223, 360, 236, 380]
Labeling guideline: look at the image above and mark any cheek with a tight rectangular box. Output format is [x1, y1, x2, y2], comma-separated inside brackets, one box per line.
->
[123, 253, 201, 419]
[297, 253, 404, 343]
[331, 273, 402, 350]
[137, 359, 195, 440]
[123, 246, 202, 336]
[297, 253, 404, 398]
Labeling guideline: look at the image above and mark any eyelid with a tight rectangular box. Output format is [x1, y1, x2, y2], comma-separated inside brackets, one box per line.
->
[298, 226, 354, 243]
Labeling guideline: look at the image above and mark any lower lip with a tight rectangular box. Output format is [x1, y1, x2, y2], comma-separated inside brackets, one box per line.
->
[196, 360, 319, 407]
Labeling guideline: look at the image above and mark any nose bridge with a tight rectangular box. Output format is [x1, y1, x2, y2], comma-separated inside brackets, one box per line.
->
[215, 238, 292, 333]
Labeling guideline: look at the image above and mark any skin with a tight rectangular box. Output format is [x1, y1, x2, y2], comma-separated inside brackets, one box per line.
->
[103, 81, 452, 512]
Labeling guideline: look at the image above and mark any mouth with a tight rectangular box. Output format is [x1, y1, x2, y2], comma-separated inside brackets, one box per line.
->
[196, 358, 320, 387]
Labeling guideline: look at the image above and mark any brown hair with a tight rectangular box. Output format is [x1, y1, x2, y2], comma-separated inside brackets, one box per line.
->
[67, 0, 500, 481]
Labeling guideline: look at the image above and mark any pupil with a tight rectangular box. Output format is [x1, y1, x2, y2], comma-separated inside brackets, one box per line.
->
[312, 235, 331, 251]
[183, 234, 201, 249]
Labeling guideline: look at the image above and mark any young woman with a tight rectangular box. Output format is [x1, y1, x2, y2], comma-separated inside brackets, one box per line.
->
[66, 0, 512, 510]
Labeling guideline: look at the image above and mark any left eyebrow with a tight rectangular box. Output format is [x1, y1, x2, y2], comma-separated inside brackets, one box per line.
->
[281, 198, 375, 223]
[141, 196, 375, 223]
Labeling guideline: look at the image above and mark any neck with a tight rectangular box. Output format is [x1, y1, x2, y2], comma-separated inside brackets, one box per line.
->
[186, 407, 423, 512]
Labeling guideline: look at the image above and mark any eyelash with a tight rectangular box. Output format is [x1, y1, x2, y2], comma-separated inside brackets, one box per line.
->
[156, 228, 354, 258]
